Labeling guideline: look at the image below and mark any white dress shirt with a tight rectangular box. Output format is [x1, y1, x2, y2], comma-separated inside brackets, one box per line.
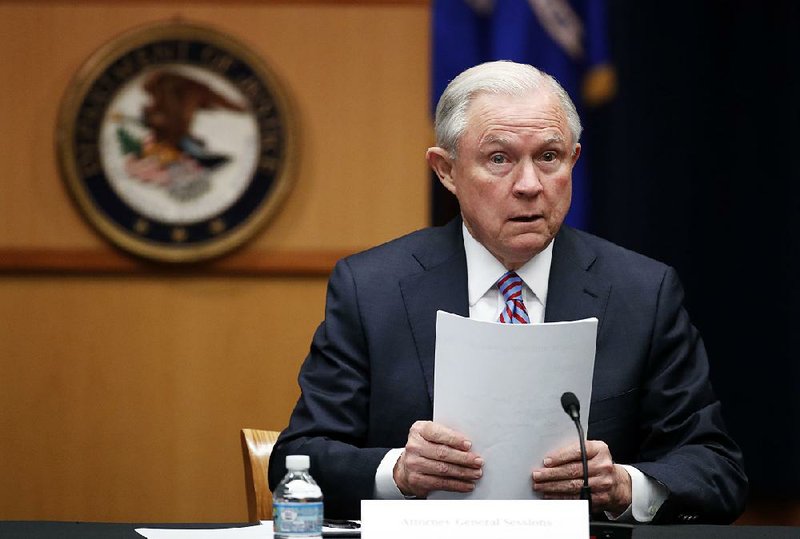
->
[373, 224, 667, 522]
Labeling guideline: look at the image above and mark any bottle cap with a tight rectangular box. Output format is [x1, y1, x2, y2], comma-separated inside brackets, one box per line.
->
[285, 454, 310, 471]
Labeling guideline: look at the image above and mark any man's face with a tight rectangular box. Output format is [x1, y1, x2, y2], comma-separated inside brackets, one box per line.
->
[429, 90, 580, 269]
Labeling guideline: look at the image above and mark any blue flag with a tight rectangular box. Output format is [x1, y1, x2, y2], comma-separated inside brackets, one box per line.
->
[432, 0, 615, 230]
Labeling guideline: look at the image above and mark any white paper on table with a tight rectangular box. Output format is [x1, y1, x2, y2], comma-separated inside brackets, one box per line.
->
[430, 311, 597, 501]
[136, 520, 353, 538]
[135, 523, 270, 538]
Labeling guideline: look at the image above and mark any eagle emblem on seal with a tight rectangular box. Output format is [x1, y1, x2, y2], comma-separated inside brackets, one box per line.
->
[56, 22, 295, 263]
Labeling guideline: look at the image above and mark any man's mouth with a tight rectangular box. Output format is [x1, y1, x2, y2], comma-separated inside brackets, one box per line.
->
[509, 215, 540, 223]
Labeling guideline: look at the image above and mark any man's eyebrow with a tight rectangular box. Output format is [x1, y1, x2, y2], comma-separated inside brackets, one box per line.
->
[479, 133, 567, 148]
[479, 134, 509, 146]
[544, 134, 566, 145]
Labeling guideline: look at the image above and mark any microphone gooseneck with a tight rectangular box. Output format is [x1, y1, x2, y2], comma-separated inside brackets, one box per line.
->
[560, 391, 592, 515]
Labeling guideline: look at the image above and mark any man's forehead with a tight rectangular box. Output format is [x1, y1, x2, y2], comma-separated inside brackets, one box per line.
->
[467, 91, 566, 127]
[471, 106, 570, 148]
[468, 88, 560, 111]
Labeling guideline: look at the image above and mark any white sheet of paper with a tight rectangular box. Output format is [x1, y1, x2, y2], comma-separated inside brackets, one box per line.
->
[430, 311, 597, 500]
[137, 522, 354, 538]
[135, 523, 270, 538]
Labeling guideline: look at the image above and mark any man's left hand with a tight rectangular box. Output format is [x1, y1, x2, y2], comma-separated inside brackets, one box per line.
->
[531, 440, 632, 515]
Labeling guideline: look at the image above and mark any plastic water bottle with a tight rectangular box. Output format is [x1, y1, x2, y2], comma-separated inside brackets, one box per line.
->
[273, 455, 323, 538]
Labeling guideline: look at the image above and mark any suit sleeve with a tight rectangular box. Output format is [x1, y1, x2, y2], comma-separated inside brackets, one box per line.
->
[268, 258, 390, 519]
[633, 267, 748, 524]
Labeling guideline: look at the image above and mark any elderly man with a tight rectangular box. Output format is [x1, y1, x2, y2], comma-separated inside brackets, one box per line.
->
[269, 61, 747, 524]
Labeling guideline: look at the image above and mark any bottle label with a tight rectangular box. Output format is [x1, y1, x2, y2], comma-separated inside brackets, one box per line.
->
[273, 501, 323, 537]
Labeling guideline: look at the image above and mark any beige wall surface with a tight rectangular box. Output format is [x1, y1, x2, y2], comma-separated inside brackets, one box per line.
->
[0, 276, 327, 521]
[0, 1, 430, 250]
[0, 0, 429, 522]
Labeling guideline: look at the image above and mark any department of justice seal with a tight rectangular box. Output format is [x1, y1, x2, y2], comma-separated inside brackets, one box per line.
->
[56, 21, 295, 263]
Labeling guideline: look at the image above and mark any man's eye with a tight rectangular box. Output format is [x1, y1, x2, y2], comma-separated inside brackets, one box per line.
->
[541, 151, 557, 162]
[490, 154, 507, 164]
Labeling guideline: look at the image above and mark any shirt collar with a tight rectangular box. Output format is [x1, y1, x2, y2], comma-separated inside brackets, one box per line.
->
[462, 223, 554, 307]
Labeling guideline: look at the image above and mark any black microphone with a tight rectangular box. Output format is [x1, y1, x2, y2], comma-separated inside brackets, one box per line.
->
[560, 391, 592, 515]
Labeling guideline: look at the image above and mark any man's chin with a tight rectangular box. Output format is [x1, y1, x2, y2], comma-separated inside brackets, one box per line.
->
[499, 235, 552, 267]
[517, 230, 553, 248]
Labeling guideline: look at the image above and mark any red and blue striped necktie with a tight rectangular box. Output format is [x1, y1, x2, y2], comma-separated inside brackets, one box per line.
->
[497, 271, 530, 324]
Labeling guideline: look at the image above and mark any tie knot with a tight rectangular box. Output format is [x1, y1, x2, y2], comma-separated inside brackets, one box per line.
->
[497, 271, 530, 324]
[497, 271, 524, 303]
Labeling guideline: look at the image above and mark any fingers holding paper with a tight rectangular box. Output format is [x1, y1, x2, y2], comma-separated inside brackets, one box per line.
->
[531, 440, 632, 514]
[393, 420, 484, 498]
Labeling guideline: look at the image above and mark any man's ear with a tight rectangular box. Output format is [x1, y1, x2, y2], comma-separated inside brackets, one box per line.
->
[426, 147, 456, 195]
[571, 143, 582, 166]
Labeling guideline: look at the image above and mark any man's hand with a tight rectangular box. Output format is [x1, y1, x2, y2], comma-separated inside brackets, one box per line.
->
[531, 440, 632, 515]
[393, 420, 484, 498]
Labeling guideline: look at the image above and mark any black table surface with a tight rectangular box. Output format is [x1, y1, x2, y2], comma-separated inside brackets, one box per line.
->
[1, 520, 798, 539]
[0, 521, 257, 538]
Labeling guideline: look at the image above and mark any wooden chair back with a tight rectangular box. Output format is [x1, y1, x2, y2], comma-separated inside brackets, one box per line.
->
[240, 428, 280, 522]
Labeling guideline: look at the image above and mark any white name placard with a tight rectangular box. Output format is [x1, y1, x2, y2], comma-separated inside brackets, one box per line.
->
[361, 499, 588, 539]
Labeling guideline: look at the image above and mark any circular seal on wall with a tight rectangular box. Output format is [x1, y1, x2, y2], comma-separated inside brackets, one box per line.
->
[56, 21, 295, 263]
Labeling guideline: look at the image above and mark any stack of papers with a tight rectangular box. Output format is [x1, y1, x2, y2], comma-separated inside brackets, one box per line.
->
[431, 312, 597, 500]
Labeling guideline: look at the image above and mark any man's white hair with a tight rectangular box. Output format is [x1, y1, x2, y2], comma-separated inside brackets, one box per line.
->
[434, 60, 583, 156]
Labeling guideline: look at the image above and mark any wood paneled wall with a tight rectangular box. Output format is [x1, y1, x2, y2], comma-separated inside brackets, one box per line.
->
[0, 1, 429, 522]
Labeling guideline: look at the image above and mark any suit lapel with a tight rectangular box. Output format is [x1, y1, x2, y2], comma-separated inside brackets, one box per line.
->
[399, 220, 469, 401]
[545, 226, 611, 332]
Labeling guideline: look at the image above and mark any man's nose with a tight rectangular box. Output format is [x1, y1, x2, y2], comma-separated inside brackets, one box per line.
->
[512, 160, 544, 197]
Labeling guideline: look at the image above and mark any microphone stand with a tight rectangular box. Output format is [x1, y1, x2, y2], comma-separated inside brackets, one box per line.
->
[561, 392, 592, 516]
[573, 415, 592, 514]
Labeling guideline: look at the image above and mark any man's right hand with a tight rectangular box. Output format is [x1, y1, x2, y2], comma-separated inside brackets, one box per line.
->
[393, 420, 484, 498]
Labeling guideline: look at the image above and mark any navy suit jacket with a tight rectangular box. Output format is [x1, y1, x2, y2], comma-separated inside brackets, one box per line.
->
[269, 218, 747, 522]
